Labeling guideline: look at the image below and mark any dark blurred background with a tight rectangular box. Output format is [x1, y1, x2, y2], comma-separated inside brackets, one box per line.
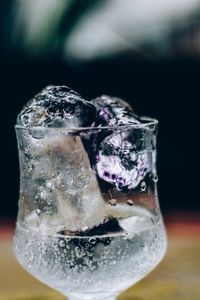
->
[0, 0, 200, 219]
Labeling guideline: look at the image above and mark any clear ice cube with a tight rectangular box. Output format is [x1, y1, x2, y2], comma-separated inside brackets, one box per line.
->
[89, 95, 149, 192]
[17, 85, 108, 231]
[26, 133, 107, 231]
[17, 85, 96, 129]
[92, 95, 140, 127]
[96, 130, 149, 192]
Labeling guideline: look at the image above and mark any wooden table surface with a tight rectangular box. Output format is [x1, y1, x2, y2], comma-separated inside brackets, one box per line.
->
[0, 213, 200, 300]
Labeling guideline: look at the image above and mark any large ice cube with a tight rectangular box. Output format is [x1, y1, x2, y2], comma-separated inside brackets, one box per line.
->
[92, 95, 140, 127]
[96, 130, 149, 192]
[89, 95, 149, 192]
[26, 133, 107, 231]
[17, 85, 109, 232]
[83, 95, 140, 166]
[17, 85, 96, 128]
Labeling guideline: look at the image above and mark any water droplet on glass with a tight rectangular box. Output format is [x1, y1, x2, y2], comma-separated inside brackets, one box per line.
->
[141, 181, 146, 191]
[108, 199, 117, 206]
[36, 209, 41, 216]
[153, 173, 158, 182]
[127, 199, 134, 206]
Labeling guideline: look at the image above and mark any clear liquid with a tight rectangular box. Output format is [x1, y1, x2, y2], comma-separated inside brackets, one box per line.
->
[14, 210, 167, 297]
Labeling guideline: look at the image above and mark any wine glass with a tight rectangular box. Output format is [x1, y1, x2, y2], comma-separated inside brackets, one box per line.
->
[14, 118, 167, 300]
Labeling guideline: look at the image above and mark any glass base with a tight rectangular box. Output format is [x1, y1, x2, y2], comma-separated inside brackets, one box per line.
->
[63, 291, 119, 300]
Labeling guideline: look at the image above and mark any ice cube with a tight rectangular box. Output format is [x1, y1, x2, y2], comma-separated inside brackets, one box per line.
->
[27, 134, 107, 231]
[91, 95, 140, 127]
[17, 85, 96, 128]
[88, 95, 149, 192]
[96, 130, 149, 192]
[83, 95, 140, 167]
[17, 85, 110, 231]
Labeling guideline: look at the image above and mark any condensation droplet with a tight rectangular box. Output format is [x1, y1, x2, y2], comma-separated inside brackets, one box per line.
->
[108, 199, 117, 206]
[141, 181, 146, 191]
[127, 199, 134, 206]
[153, 173, 158, 182]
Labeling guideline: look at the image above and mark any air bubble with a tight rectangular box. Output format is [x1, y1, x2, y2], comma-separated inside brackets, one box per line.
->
[108, 199, 117, 206]
[40, 190, 48, 199]
[141, 181, 146, 191]
[122, 232, 129, 240]
[46, 181, 54, 189]
[59, 240, 66, 248]
[89, 238, 96, 244]
[127, 199, 134, 206]
[75, 247, 85, 258]
[36, 209, 41, 216]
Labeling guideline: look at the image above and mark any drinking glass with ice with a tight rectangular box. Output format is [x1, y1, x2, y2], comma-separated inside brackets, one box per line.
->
[14, 86, 167, 300]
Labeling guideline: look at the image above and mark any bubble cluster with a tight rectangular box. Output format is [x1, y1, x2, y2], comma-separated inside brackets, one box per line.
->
[14, 213, 167, 295]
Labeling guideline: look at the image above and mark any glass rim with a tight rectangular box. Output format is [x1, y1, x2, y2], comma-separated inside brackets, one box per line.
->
[15, 116, 158, 132]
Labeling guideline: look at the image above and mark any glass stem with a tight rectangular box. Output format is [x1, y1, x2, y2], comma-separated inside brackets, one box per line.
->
[65, 292, 118, 300]
[68, 297, 116, 300]
[68, 298, 116, 300]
